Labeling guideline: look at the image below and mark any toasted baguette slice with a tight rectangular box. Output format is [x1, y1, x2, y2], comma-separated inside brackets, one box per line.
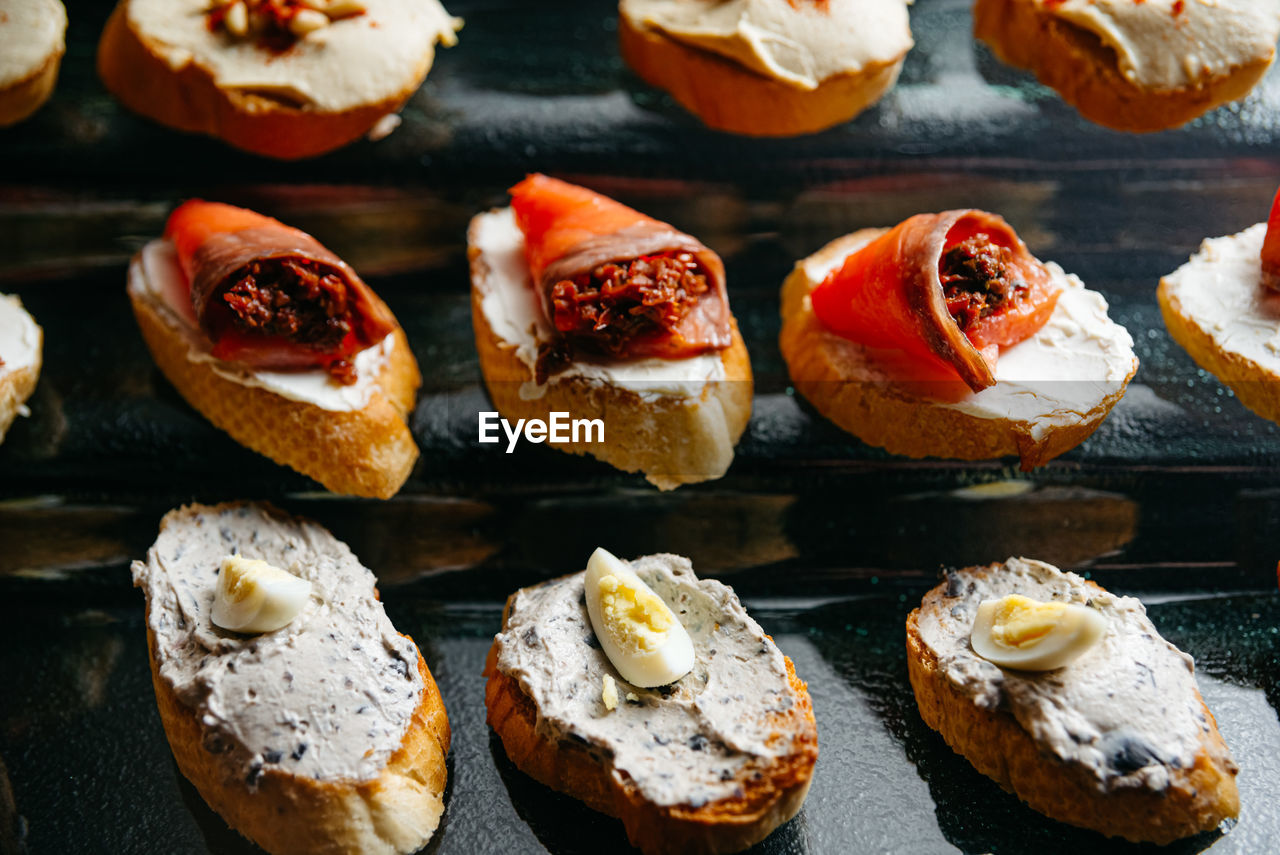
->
[974, 0, 1274, 133]
[0, 294, 43, 443]
[0, 0, 66, 127]
[484, 555, 817, 855]
[780, 229, 1137, 470]
[128, 244, 420, 499]
[135, 502, 451, 855]
[619, 10, 905, 137]
[907, 558, 1238, 844]
[96, 0, 459, 159]
[468, 208, 752, 490]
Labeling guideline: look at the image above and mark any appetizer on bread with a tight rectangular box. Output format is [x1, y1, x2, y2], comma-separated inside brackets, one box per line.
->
[97, 0, 460, 159]
[468, 174, 752, 490]
[0, 294, 42, 442]
[1160, 185, 1280, 425]
[484, 548, 817, 855]
[133, 502, 451, 855]
[907, 558, 1239, 843]
[128, 200, 420, 498]
[0, 0, 66, 126]
[975, 0, 1280, 132]
[619, 0, 912, 136]
[779, 211, 1137, 469]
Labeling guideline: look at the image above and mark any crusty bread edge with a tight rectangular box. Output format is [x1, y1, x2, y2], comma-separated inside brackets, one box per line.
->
[619, 13, 905, 137]
[779, 229, 1136, 470]
[0, 303, 42, 444]
[467, 214, 753, 490]
[0, 46, 63, 128]
[974, 0, 1273, 133]
[96, 4, 437, 159]
[905, 568, 1239, 845]
[128, 254, 421, 498]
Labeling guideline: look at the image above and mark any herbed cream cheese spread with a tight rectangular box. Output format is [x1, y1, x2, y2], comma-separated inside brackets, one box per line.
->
[802, 236, 1137, 440]
[129, 239, 394, 412]
[1039, 0, 1280, 91]
[132, 503, 424, 785]
[1161, 222, 1280, 370]
[620, 0, 912, 90]
[471, 207, 727, 402]
[126, 0, 460, 112]
[493, 554, 804, 808]
[0, 0, 66, 89]
[915, 558, 1235, 792]
[0, 294, 40, 374]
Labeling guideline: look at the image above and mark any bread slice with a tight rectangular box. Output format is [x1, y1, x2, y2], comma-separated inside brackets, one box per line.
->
[974, 0, 1274, 133]
[128, 246, 420, 499]
[779, 229, 1137, 470]
[468, 210, 753, 490]
[906, 558, 1239, 844]
[0, 294, 43, 443]
[96, 0, 458, 159]
[136, 502, 450, 855]
[0, 0, 66, 127]
[619, 11, 905, 137]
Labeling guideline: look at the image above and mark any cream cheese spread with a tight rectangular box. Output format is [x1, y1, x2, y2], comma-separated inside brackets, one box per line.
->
[129, 239, 394, 413]
[915, 557, 1235, 792]
[0, 293, 40, 374]
[471, 207, 727, 402]
[132, 503, 424, 784]
[1038, 0, 1280, 91]
[0, 0, 66, 89]
[1161, 222, 1280, 370]
[126, 0, 460, 112]
[493, 554, 806, 808]
[803, 235, 1137, 440]
[620, 0, 912, 90]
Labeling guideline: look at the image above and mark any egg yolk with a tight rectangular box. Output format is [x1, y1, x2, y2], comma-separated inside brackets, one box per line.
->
[988, 594, 1069, 649]
[598, 573, 674, 652]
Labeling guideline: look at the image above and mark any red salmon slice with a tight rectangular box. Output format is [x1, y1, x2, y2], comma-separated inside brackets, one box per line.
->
[1262, 185, 1280, 291]
[165, 200, 291, 286]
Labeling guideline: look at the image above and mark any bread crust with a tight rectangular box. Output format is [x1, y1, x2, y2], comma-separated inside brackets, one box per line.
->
[974, 0, 1273, 133]
[0, 300, 43, 443]
[619, 13, 904, 137]
[128, 258, 420, 498]
[779, 230, 1135, 470]
[95, 3, 435, 159]
[0, 47, 62, 127]
[905, 567, 1239, 844]
[468, 217, 753, 490]
[483, 598, 817, 855]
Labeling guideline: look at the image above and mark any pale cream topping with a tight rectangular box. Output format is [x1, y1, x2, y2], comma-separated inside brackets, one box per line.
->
[126, 0, 460, 112]
[470, 207, 727, 402]
[0, 0, 65, 88]
[0, 293, 40, 374]
[132, 503, 424, 784]
[129, 239, 394, 413]
[915, 558, 1235, 792]
[621, 0, 912, 90]
[1039, 0, 1280, 91]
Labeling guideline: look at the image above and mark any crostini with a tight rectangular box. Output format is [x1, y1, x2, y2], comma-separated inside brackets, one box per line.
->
[0, 0, 66, 126]
[1160, 185, 1280, 425]
[132, 502, 451, 855]
[975, 0, 1280, 132]
[907, 557, 1239, 843]
[97, 0, 460, 159]
[484, 548, 817, 855]
[780, 211, 1137, 469]
[619, 0, 912, 136]
[128, 200, 420, 498]
[468, 174, 752, 490]
[0, 293, 42, 443]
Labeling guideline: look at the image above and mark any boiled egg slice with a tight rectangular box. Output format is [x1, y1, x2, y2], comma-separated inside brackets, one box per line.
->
[211, 555, 311, 634]
[971, 594, 1107, 671]
[584, 547, 694, 688]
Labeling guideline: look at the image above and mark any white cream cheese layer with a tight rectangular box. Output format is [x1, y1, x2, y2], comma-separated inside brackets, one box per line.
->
[1039, 0, 1280, 91]
[0, 294, 40, 373]
[803, 237, 1137, 441]
[0, 0, 66, 88]
[130, 238, 393, 412]
[471, 207, 727, 402]
[126, 0, 460, 112]
[1161, 222, 1280, 367]
[621, 0, 912, 90]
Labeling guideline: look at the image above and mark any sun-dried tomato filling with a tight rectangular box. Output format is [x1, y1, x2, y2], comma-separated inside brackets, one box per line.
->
[939, 235, 1030, 332]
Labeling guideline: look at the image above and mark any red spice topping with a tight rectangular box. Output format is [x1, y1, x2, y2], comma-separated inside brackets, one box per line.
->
[206, 1, 365, 51]
[939, 235, 1030, 332]
[1172, 0, 1185, 13]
